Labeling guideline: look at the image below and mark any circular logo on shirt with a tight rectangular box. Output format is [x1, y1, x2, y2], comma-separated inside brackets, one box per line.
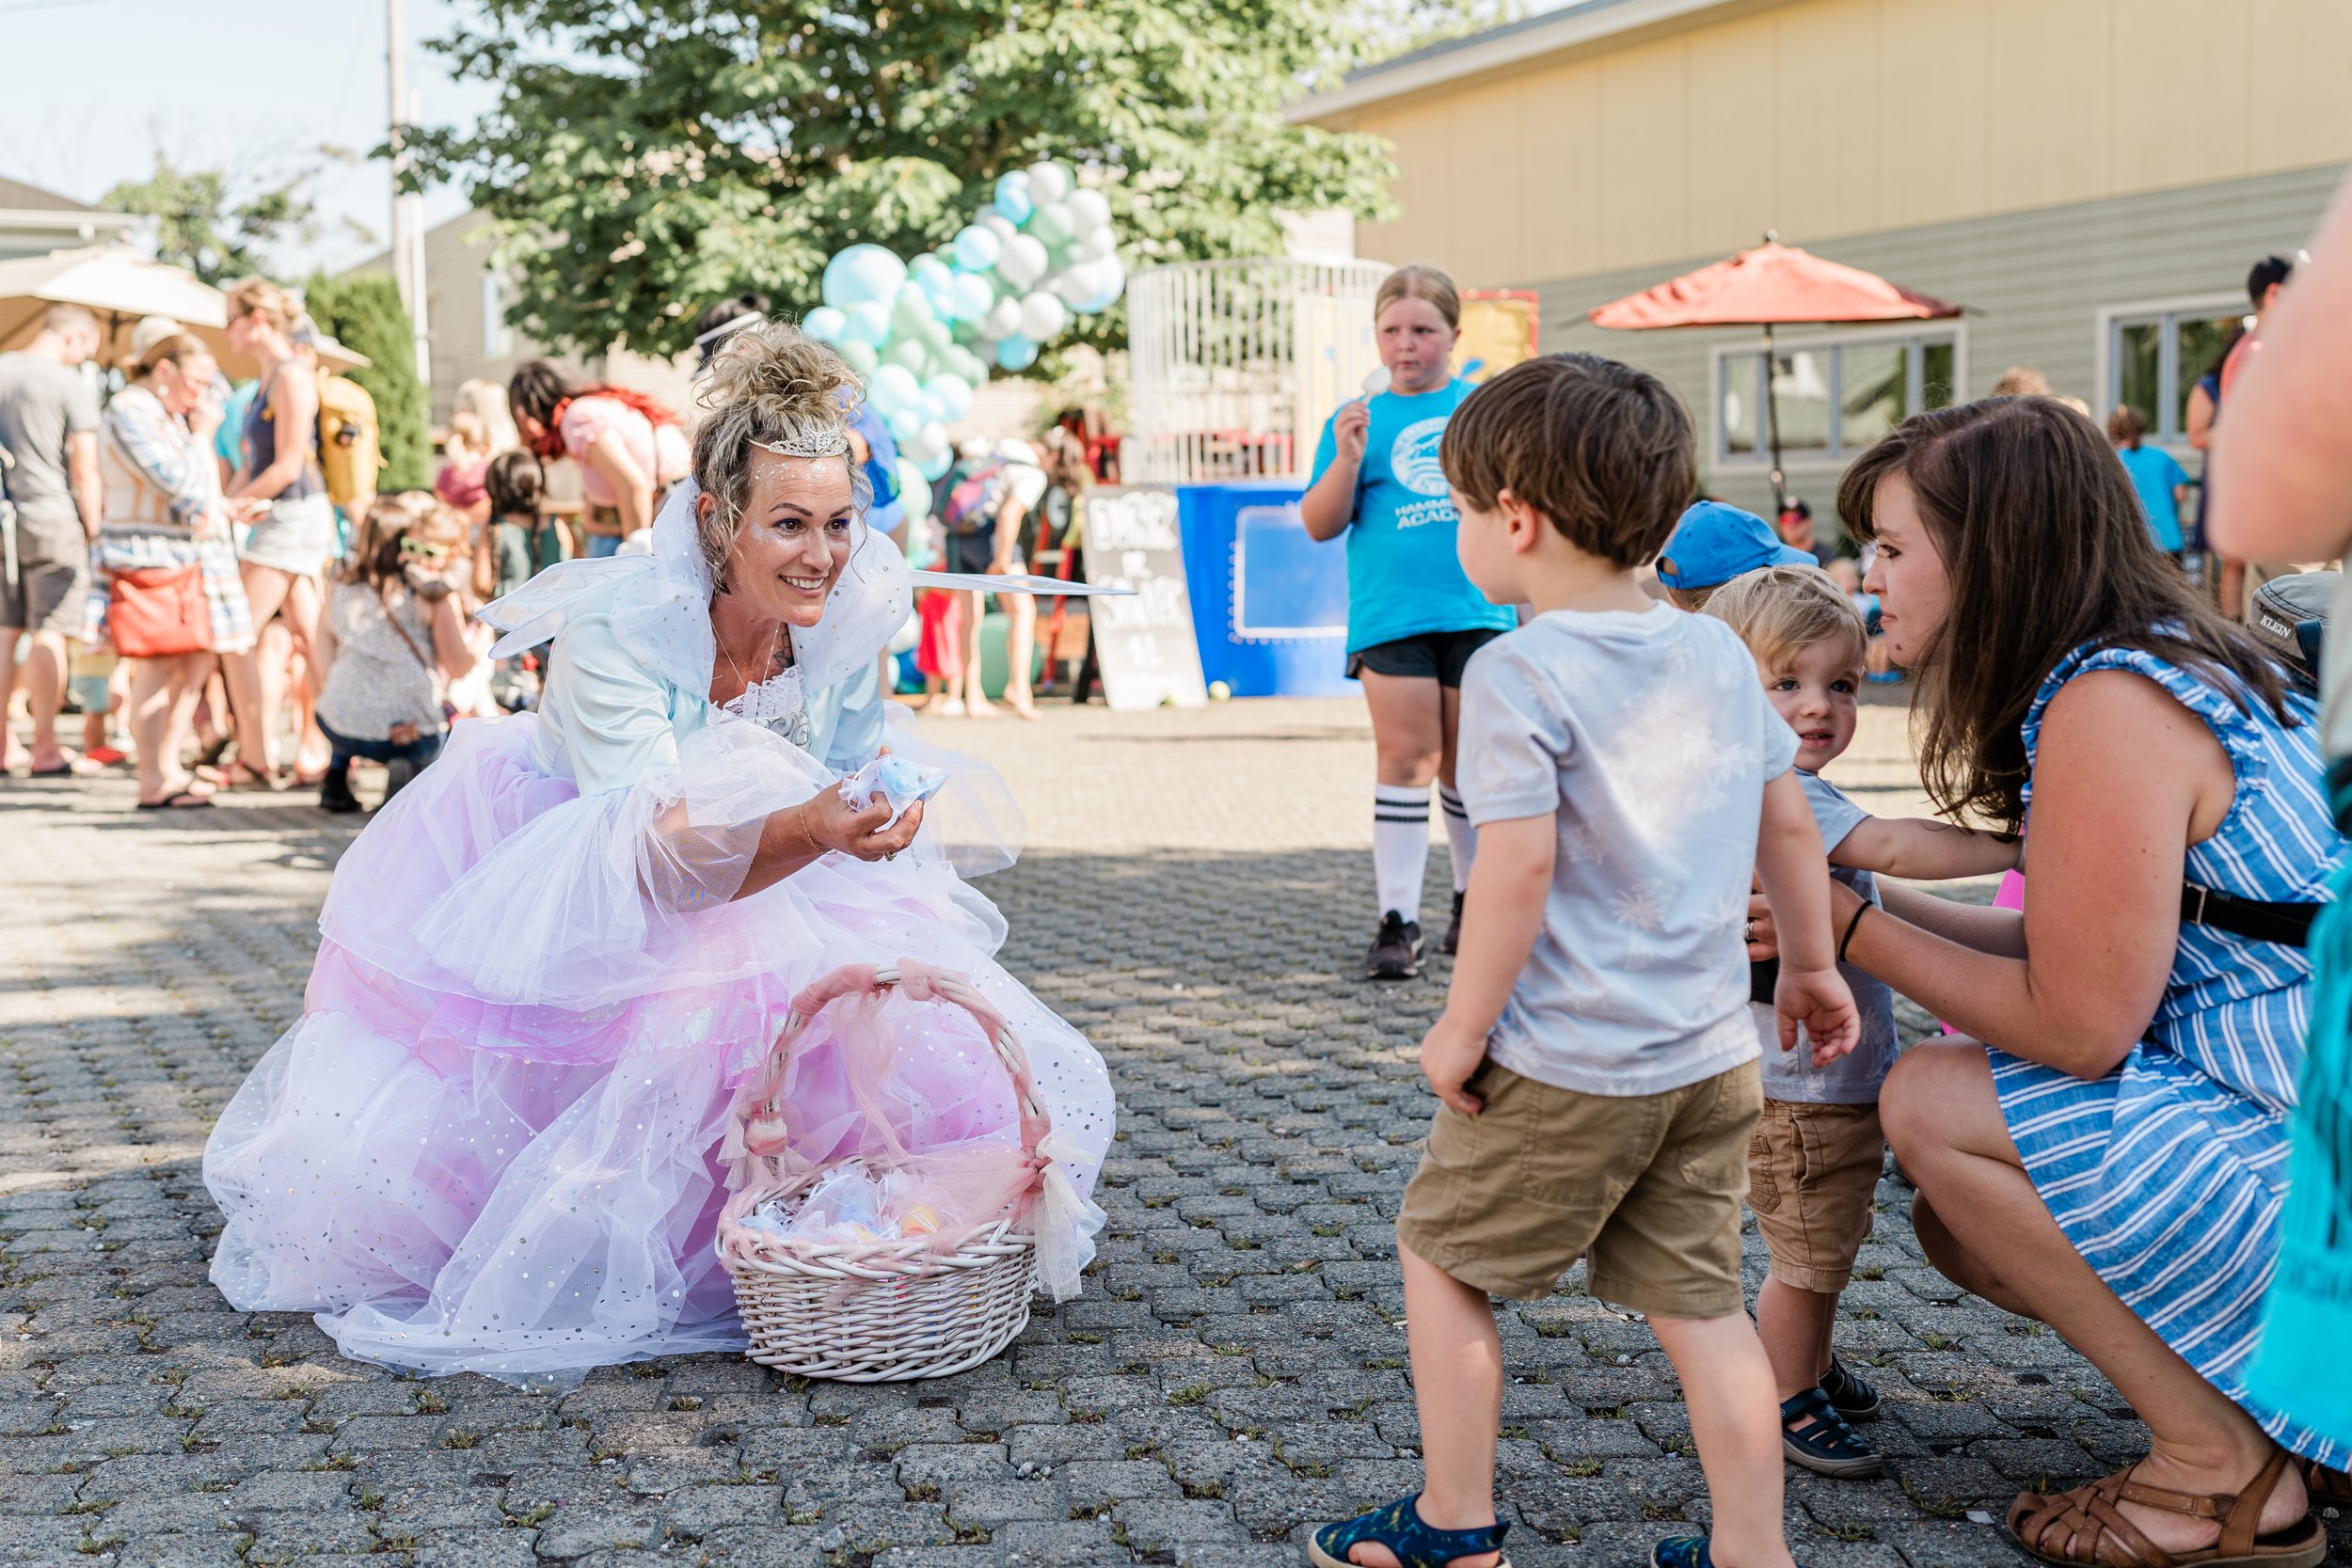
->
[1391, 417, 1452, 498]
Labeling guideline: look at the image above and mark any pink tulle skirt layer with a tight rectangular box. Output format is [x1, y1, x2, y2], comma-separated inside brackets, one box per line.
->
[203, 716, 1114, 1386]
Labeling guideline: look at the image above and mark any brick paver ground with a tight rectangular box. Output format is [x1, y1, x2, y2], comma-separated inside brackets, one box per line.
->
[4, 697, 2341, 1568]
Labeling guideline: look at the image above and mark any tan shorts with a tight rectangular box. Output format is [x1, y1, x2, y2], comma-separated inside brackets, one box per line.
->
[1746, 1099, 1884, 1293]
[1395, 1058, 1762, 1319]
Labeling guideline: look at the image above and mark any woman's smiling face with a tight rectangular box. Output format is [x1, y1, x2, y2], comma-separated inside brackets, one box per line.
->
[1862, 471, 1953, 668]
[713, 450, 856, 627]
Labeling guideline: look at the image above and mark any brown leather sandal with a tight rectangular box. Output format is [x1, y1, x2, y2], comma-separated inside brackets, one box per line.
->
[2292, 1457, 2351, 1507]
[2008, 1448, 2326, 1567]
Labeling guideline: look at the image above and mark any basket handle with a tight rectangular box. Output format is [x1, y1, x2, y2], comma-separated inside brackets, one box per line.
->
[743, 958, 1052, 1163]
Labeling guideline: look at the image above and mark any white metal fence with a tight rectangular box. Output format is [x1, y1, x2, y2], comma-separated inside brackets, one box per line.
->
[1125, 259, 1391, 485]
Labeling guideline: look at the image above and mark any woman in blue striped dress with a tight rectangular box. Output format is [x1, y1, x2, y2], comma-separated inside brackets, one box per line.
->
[1826, 398, 2341, 1567]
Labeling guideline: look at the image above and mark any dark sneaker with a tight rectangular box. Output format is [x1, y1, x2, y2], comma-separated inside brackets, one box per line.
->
[382, 757, 417, 804]
[1364, 911, 1423, 980]
[1820, 1354, 1882, 1420]
[1781, 1386, 1885, 1478]
[318, 774, 362, 815]
[1439, 891, 1465, 956]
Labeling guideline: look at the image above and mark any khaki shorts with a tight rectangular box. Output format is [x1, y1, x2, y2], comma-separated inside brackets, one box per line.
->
[1746, 1099, 1884, 1293]
[3, 545, 90, 640]
[1395, 1058, 1762, 1319]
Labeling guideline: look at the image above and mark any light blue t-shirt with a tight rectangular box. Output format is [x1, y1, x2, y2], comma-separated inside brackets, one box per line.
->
[1753, 771, 1899, 1105]
[1309, 377, 1516, 655]
[2117, 444, 2191, 553]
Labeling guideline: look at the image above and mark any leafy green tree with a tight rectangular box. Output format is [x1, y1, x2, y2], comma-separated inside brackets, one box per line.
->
[102, 154, 356, 286]
[412, 0, 1407, 359]
[303, 273, 433, 492]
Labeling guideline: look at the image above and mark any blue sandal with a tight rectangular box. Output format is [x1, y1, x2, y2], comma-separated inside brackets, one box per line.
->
[1308, 1494, 1512, 1568]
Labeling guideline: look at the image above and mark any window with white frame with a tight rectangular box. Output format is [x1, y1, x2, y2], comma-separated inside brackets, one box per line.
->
[1716, 330, 1960, 466]
[481, 268, 513, 357]
[2098, 297, 2246, 445]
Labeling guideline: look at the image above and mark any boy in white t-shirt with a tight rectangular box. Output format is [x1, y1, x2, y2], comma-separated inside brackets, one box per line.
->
[1308, 355, 1859, 1568]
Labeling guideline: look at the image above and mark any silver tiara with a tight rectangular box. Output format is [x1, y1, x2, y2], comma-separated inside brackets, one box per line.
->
[751, 429, 850, 459]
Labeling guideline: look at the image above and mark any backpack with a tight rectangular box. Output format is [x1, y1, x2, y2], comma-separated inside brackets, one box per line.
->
[941, 461, 1005, 536]
[315, 372, 383, 511]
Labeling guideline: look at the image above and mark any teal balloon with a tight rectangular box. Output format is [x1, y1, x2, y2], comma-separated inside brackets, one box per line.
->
[924, 373, 975, 423]
[994, 333, 1039, 372]
[821, 244, 908, 309]
[869, 364, 923, 418]
[948, 347, 990, 385]
[838, 339, 880, 377]
[993, 170, 1034, 226]
[918, 447, 953, 483]
[897, 458, 934, 519]
[948, 271, 995, 322]
[887, 406, 923, 443]
[840, 301, 891, 347]
[802, 306, 849, 344]
[890, 283, 936, 337]
[951, 225, 1001, 273]
[910, 254, 952, 290]
[882, 337, 930, 373]
[1026, 201, 1076, 246]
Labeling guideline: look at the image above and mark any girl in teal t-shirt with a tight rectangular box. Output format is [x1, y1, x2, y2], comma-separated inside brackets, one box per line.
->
[1301, 266, 1517, 980]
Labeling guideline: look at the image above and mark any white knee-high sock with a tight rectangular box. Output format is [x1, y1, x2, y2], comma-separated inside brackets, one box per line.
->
[1373, 784, 1430, 922]
[1439, 784, 1474, 894]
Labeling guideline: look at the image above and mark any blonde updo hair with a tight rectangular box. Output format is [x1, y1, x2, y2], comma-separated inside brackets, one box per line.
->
[225, 277, 299, 335]
[1375, 264, 1461, 331]
[691, 318, 869, 582]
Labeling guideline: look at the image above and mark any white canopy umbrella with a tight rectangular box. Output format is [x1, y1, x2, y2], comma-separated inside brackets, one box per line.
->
[0, 244, 255, 377]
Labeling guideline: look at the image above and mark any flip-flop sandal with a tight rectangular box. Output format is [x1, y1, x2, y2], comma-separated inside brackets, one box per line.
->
[1820, 1355, 1882, 1420]
[136, 790, 215, 811]
[1782, 1386, 1885, 1478]
[2009, 1449, 2326, 1568]
[28, 764, 74, 778]
[1308, 1494, 1511, 1568]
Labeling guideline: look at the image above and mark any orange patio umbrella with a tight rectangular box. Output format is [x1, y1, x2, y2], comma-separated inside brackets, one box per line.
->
[1589, 233, 1962, 513]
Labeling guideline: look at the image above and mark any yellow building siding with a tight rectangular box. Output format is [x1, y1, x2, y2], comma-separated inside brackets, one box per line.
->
[1326, 0, 2352, 287]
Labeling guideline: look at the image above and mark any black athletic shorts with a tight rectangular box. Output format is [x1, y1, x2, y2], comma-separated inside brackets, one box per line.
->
[945, 529, 997, 577]
[1347, 627, 1503, 689]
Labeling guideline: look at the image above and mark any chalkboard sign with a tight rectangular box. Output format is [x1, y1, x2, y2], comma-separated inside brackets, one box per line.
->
[1082, 486, 1209, 711]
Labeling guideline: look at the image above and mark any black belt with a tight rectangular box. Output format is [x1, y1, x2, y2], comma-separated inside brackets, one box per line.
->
[2182, 883, 2321, 949]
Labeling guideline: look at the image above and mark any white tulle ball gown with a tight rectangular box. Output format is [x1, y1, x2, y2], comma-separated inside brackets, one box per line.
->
[202, 490, 1114, 1386]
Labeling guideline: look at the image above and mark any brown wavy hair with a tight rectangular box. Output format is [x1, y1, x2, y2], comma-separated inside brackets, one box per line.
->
[1838, 395, 2290, 833]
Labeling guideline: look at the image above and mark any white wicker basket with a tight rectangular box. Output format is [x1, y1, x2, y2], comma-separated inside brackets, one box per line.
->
[718, 963, 1046, 1382]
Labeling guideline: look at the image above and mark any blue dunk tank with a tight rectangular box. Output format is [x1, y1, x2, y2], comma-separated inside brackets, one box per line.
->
[1174, 483, 1353, 698]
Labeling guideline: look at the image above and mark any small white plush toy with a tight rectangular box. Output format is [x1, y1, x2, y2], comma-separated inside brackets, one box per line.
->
[838, 753, 948, 830]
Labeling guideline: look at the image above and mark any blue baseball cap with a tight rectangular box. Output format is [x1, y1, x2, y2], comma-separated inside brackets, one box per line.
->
[1655, 501, 1815, 591]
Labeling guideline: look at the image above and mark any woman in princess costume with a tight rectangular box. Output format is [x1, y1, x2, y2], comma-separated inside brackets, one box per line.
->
[203, 323, 1116, 1384]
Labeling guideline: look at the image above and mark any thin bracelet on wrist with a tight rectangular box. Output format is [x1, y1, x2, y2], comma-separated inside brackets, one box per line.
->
[795, 803, 819, 858]
[1837, 901, 1871, 965]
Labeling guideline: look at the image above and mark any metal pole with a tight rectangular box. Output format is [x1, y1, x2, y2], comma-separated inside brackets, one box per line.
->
[405, 88, 432, 388]
[1763, 322, 1787, 517]
[387, 0, 429, 384]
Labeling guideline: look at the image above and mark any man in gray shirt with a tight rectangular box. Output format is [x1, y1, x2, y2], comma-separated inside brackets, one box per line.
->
[0, 304, 103, 774]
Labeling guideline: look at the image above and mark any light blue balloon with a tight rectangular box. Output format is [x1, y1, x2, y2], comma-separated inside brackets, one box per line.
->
[840, 301, 892, 347]
[910, 253, 952, 289]
[802, 306, 849, 344]
[821, 244, 908, 310]
[993, 171, 1034, 227]
[923, 373, 975, 424]
[887, 406, 923, 443]
[1078, 258, 1126, 314]
[948, 347, 990, 385]
[882, 337, 930, 374]
[919, 447, 953, 483]
[919, 393, 947, 425]
[947, 271, 995, 323]
[951, 225, 1001, 274]
[994, 333, 1039, 372]
[869, 363, 923, 418]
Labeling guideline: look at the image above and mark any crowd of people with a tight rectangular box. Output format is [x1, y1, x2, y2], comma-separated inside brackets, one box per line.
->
[8, 193, 2352, 1568]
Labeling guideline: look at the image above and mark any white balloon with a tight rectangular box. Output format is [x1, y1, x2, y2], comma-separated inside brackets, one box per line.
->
[1054, 259, 1107, 307]
[982, 296, 1024, 340]
[979, 212, 1018, 244]
[1018, 291, 1069, 342]
[1077, 226, 1119, 261]
[996, 233, 1050, 290]
[905, 420, 950, 464]
[1067, 188, 1111, 235]
[1026, 162, 1073, 204]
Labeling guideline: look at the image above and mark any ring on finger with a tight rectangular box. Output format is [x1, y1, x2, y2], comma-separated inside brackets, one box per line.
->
[1743, 919, 1757, 942]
